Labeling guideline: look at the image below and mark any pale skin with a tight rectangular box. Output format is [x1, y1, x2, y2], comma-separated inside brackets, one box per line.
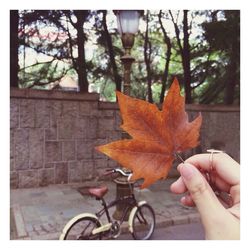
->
[170, 153, 240, 240]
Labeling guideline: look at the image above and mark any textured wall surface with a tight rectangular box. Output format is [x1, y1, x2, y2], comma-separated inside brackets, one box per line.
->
[10, 88, 240, 188]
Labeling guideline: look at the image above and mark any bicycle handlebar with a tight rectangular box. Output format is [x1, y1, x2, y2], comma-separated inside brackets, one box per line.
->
[103, 168, 132, 177]
[114, 168, 132, 177]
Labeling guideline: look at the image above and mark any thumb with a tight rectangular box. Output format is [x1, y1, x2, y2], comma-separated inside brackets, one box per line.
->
[179, 163, 225, 225]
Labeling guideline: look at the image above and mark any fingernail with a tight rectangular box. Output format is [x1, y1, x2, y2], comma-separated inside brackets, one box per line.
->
[177, 163, 184, 172]
[180, 196, 186, 204]
[180, 163, 195, 180]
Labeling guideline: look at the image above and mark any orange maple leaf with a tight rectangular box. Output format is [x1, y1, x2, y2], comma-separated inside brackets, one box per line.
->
[96, 78, 202, 188]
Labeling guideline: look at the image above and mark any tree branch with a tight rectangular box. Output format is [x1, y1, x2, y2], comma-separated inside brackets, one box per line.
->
[26, 67, 72, 89]
[19, 40, 70, 61]
[169, 10, 183, 54]
[19, 58, 56, 71]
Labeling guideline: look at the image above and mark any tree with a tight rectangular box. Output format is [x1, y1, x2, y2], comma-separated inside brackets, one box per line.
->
[10, 10, 19, 88]
[18, 10, 91, 92]
[144, 10, 153, 103]
[101, 10, 122, 92]
[169, 10, 192, 103]
[158, 10, 172, 103]
[202, 10, 240, 104]
[13, 10, 240, 104]
[70, 10, 89, 92]
[18, 10, 75, 88]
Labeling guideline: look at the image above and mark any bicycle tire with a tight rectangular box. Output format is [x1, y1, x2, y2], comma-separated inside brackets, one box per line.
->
[60, 215, 102, 240]
[131, 203, 155, 240]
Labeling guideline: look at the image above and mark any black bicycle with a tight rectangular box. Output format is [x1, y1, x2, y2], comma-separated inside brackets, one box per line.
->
[59, 168, 155, 240]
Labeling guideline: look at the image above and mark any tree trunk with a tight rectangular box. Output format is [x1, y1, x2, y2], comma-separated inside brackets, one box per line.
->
[10, 10, 19, 88]
[224, 43, 239, 104]
[144, 11, 153, 103]
[182, 10, 192, 104]
[74, 10, 89, 92]
[169, 10, 192, 103]
[102, 10, 122, 92]
[158, 10, 172, 103]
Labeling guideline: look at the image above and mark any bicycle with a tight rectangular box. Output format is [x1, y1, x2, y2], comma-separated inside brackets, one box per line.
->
[59, 168, 155, 240]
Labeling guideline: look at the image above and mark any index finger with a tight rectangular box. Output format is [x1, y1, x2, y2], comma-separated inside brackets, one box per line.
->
[185, 153, 240, 186]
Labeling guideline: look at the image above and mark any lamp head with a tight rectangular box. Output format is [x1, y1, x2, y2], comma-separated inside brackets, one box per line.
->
[113, 10, 143, 54]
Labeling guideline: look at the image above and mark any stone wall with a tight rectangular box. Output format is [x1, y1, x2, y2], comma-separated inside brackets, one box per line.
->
[10, 88, 240, 189]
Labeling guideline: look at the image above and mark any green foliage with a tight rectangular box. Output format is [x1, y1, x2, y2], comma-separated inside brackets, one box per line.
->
[16, 9, 240, 104]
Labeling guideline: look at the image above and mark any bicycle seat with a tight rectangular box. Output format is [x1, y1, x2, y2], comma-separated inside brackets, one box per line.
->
[88, 186, 108, 199]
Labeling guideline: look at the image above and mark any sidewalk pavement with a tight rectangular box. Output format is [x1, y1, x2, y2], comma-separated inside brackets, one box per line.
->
[10, 178, 200, 240]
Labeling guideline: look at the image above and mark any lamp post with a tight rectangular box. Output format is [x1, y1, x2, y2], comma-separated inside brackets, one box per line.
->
[112, 10, 143, 221]
[114, 10, 143, 95]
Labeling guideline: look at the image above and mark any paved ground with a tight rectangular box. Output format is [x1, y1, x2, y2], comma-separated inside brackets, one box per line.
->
[10, 178, 200, 240]
[118, 222, 205, 240]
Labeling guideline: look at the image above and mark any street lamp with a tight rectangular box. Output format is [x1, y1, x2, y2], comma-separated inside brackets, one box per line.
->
[114, 10, 143, 95]
[112, 10, 143, 221]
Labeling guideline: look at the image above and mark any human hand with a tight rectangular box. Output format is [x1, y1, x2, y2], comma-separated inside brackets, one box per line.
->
[170, 152, 240, 240]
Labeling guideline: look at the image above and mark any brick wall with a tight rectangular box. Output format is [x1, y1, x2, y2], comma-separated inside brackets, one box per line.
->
[10, 88, 240, 189]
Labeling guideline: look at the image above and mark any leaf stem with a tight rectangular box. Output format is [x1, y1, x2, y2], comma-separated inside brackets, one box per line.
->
[175, 152, 185, 163]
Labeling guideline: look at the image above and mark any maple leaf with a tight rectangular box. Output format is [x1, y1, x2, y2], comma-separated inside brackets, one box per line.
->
[96, 78, 202, 188]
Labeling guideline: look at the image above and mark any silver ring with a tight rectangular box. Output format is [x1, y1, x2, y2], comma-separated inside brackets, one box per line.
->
[206, 149, 226, 199]
[207, 149, 224, 172]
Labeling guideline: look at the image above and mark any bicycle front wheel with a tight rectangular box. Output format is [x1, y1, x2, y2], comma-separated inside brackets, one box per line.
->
[61, 216, 102, 240]
[131, 203, 155, 240]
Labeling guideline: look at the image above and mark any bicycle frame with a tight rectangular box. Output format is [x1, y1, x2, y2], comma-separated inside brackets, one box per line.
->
[95, 193, 137, 225]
